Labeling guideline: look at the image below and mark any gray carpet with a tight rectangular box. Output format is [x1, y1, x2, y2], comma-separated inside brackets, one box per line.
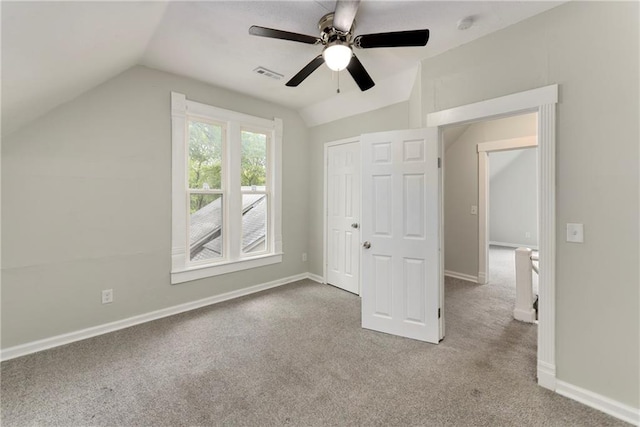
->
[1, 267, 627, 425]
[489, 244, 539, 295]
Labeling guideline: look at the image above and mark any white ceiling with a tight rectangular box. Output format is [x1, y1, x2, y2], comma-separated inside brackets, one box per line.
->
[1, 1, 564, 135]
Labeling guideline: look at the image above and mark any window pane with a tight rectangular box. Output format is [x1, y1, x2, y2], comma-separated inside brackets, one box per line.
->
[189, 121, 222, 190]
[190, 194, 223, 261]
[242, 194, 267, 254]
[241, 130, 267, 188]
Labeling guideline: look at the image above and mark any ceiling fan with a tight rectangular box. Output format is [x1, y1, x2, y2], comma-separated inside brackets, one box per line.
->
[249, 0, 429, 91]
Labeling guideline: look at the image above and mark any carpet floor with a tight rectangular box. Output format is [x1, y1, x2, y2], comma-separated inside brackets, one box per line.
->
[1, 259, 627, 425]
[488, 245, 539, 295]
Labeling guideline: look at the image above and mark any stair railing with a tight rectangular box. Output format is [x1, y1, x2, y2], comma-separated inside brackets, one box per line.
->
[514, 247, 537, 323]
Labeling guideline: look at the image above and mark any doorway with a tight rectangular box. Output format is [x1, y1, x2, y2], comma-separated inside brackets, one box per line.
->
[442, 113, 540, 346]
[323, 137, 361, 295]
[479, 129, 538, 285]
[487, 146, 539, 293]
[442, 112, 538, 285]
[321, 85, 558, 389]
[323, 129, 443, 344]
[428, 84, 557, 390]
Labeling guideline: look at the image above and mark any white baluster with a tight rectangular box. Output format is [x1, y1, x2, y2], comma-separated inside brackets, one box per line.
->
[514, 247, 536, 323]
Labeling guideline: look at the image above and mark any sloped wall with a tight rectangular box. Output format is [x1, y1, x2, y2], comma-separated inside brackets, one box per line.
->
[1, 66, 310, 348]
[443, 114, 537, 278]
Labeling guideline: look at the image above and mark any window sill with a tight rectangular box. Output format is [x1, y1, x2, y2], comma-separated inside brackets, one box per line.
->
[171, 253, 283, 285]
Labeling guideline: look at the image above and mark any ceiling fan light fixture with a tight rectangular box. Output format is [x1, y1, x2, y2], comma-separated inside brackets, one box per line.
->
[248, 0, 429, 91]
[322, 43, 352, 71]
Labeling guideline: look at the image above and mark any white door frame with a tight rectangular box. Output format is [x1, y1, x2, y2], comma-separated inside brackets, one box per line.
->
[323, 136, 361, 293]
[427, 84, 558, 391]
[477, 135, 538, 285]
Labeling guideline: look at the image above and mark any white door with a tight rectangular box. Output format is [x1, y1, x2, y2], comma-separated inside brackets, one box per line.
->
[361, 128, 442, 343]
[326, 141, 361, 294]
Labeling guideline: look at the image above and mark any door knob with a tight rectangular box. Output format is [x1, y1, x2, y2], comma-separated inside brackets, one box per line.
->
[362, 241, 371, 249]
[351, 223, 359, 229]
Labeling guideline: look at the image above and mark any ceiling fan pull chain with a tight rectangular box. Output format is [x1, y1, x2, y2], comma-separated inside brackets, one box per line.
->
[337, 70, 341, 94]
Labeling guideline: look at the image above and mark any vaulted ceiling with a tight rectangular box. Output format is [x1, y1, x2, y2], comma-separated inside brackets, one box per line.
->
[1, 1, 563, 136]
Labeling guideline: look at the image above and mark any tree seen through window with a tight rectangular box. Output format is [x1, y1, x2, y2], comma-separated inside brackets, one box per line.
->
[188, 121, 222, 213]
[241, 130, 267, 188]
[188, 123, 268, 214]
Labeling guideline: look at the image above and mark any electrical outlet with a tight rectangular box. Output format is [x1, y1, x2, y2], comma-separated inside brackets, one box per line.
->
[302, 252, 308, 262]
[102, 289, 113, 304]
[470, 205, 478, 215]
[525, 232, 531, 238]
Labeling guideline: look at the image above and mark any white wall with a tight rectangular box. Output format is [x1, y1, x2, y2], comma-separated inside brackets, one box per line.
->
[489, 148, 538, 248]
[444, 114, 537, 278]
[1, 65, 310, 348]
[420, 1, 638, 409]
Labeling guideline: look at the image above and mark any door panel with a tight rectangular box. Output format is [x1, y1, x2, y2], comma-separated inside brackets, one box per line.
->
[404, 174, 425, 238]
[372, 175, 392, 235]
[373, 255, 392, 316]
[361, 128, 441, 343]
[404, 257, 425, 323]
[326, 142, 360, 294]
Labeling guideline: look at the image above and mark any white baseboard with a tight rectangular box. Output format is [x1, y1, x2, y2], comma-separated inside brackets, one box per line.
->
[537, 360, 557, 391]
[1, 272, 313, 362]
[490, 241, 539, 250]
[556, 380, 640, 425]
[477, 271, 487, 285]
[444, 270, 478, 283]
[307, 273, 324, 283]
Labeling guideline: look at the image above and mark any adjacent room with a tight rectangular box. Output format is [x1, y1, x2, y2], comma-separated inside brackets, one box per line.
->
[443, 111, 540, 329]
[1, 1, 638, 426]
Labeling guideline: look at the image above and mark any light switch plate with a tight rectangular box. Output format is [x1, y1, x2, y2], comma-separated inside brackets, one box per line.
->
[566, 223, 584, 243]
[470, 205, 478, 215]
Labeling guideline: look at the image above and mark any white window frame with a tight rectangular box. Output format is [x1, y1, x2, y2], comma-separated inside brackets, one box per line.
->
[171, 92, 282, 284]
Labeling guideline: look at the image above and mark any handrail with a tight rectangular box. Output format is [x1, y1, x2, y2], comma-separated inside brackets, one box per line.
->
[531, 254, 539, 274]
[514, 247, 537, 323]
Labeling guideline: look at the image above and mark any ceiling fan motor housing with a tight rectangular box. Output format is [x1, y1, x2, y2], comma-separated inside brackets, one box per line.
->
[248, 1, 429, 92]
[318, 12, 355, 45]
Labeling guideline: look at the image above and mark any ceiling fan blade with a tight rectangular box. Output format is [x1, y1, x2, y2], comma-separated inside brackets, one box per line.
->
[346, 54, 374, 91]
[249, 26, 320, 45]
[354, 29, 430, 49]
[333, 0, 360, 33]
[286, 55, 325, 87]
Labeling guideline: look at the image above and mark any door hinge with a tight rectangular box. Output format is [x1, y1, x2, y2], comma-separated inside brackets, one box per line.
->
[437, 157, 441, 168]
[438, 308, 441, 319]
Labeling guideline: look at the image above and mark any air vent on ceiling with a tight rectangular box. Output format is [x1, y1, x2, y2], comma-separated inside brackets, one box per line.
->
[253, 66, 284, 80]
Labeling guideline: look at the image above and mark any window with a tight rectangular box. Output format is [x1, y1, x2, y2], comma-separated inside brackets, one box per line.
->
[171, 92, 282, 284]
